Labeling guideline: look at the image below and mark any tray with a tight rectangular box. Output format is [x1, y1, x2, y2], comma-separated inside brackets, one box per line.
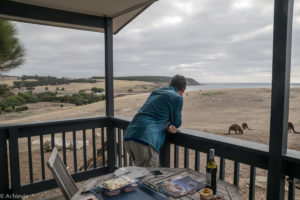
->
[91, 182, 169, 200]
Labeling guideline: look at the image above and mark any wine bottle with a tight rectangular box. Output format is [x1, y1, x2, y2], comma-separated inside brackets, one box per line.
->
[206, 149, 217, 194]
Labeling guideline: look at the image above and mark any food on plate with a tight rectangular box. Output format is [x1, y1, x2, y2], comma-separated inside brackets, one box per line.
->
[102, 176, 136, 191]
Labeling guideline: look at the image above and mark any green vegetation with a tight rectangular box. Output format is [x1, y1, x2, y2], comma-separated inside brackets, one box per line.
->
[201, 92, 226, 96]
[0, 20, 25, 74]
[15, 106, 28, 112]
[1, 95, 25, 107]
[26, 87, 35, 90]
[0, 84, 13, 97]
[128, 88, 133, 92]
[91, 87, 104, 93]
[4, 107, 12, 112]
[18, 92, 39, 103]
[0, 89, 105, 113]
[14, 75, 96, 88]
[91, 76, 200, 85]
[45, 87, 48, 90]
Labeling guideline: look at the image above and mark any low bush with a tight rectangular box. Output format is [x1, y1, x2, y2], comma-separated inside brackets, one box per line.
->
[37, 91, 57, 102]
[16, 106, 28, 112]
[91, 87, 104, 93]
[26, 87, 35, 90]
[4, 107, 12, 112]
[18, 92, 39, 103]
[1, 95, 25, 107]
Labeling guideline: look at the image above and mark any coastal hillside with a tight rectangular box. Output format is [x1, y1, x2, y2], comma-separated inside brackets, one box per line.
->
[91, 76, 200, 85]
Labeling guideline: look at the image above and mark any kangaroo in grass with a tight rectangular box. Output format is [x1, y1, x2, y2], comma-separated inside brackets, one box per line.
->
[225, 124, 243, 135]
[79, 141, 120, 171]
[242, 122, 253, 130]
[288, 122, 300, 133]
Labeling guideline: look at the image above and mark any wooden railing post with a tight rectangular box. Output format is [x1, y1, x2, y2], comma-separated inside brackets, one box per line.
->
[107, 125, 116, 172]
[0, 130, 10, 196]
[8, 128, 21, 196]
[159, 142, 170, 167]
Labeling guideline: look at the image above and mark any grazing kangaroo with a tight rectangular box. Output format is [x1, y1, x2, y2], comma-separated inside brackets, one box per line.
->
[79, 141, 120, 171]
[225, 124, 243, 135]
[242, 122, 253, 130]
[288, 122, 299, 133]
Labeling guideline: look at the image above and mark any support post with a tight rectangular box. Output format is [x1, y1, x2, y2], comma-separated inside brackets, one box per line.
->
[9, 128, 21, 196]
[0, 130, 9, 196]
[105, 17, 114, 117]
[105, 17, 116, 171]
[267, 0, 294, 199]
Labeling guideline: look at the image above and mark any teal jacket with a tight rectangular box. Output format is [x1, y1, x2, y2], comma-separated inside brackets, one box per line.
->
[124, 86, 183, 152]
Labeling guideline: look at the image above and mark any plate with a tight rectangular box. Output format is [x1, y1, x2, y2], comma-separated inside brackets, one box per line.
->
[114, 166, 149, 179]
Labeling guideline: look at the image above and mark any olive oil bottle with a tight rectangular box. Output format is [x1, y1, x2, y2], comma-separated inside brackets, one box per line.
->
[206, 149, 217, 194]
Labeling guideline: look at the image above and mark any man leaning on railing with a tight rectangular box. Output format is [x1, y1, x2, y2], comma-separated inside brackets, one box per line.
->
[123, 74, 185, 167]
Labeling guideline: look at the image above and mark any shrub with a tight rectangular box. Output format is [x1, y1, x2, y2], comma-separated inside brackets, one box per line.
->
[60, 104, 64, 107]
[0, 84, 13, 97]
[1, 95, 25, 107]
[56, 87, 59, 91]
[36, 91, 57, 102]
[128, 88, 133, 92]
[91, 87, 104, 93]
[61, 87, 65, 91]
[4, 107, 12, 112]
[0, 107, 2, 114]
[26, 87, 35, 90]
[45, 87, 48, 90]
[16, 106, 28, 112]
[18, 92, 39, 103]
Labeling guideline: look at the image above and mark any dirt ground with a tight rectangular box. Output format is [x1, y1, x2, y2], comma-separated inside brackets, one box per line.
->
[1, 86, 300, 199]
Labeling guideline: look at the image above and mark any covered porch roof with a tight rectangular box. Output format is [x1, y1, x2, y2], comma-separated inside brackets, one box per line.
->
[0, 0, 157, 33]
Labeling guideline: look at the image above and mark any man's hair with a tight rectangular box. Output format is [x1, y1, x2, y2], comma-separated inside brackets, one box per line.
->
[170, 75, 186, 91]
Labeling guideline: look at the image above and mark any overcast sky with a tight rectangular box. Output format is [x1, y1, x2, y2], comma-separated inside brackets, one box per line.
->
[6, 0, 300, 83]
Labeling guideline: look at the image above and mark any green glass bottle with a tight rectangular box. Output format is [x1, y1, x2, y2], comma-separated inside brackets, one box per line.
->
[206, 149, 217, 194]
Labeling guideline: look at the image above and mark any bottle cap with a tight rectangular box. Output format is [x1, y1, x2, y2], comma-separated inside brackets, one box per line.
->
[209, 149, 215, 160]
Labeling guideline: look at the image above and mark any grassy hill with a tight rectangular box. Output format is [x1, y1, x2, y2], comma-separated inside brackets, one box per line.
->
[91, 76, 200, 85]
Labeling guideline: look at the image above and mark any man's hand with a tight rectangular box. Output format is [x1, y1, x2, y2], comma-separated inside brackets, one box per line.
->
[168, 125, 177, 134]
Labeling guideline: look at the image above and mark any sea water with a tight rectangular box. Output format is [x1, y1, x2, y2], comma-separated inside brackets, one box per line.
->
[186, 83, 300, 91]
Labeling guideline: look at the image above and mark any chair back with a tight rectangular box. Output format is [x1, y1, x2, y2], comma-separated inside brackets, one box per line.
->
[47, 147, 78, 200]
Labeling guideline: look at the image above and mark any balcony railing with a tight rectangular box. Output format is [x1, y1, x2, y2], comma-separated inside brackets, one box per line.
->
[0, 116, 299, 199]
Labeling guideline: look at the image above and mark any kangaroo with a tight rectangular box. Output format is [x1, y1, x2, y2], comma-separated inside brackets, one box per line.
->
[79, 141, 120, 171]
[288, 122, 299, 133]
[242, 122, 253, 130]
[225, 124, 243, 135]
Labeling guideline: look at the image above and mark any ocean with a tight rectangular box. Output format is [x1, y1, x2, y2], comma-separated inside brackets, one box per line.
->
[186, 83, 300, 91]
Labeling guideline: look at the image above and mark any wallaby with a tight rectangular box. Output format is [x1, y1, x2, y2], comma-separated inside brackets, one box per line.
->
[225, 124, 243, 135]
[242, 122, 253, 130]
[288, 122, 299, 133]
[79, 141, 120, 171]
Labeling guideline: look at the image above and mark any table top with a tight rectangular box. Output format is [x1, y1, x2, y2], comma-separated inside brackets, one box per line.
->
[71, 168, 241, 200]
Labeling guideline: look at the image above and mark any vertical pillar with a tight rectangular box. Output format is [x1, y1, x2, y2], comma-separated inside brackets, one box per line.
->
[0, 130, 9, 196]
[267, 0, 294, 199]
[105, 17, 116, 171]
[105, 17, 114, 117]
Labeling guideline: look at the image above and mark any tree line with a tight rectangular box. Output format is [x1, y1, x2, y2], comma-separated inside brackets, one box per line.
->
[0, 85, 105, 114]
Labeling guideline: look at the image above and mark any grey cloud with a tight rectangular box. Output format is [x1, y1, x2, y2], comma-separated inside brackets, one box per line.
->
[5, 0, 300, 82]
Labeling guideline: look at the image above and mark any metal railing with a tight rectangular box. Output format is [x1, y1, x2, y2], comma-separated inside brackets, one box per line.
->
[0, 115, 300, 199]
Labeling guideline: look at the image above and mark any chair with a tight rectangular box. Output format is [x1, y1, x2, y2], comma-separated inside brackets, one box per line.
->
[47, 147, 78, 200]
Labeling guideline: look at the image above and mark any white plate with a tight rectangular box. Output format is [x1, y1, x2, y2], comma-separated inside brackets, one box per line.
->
[114, 166, 149, 179]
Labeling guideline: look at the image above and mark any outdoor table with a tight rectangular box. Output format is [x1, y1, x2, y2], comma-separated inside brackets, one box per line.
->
[71, 167, 241, 200]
